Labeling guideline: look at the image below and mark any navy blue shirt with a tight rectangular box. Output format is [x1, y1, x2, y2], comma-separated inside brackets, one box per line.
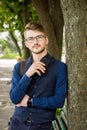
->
[10, 53, 68, 123]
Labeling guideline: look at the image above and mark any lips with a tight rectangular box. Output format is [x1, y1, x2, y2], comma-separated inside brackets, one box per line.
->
[33, 44, 40, 48]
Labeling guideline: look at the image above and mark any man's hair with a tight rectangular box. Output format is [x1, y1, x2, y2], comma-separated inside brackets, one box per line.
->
[24, 22, 45, 33]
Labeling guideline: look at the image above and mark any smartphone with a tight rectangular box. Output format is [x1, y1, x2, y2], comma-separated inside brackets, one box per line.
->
[40, 57, 50, 66]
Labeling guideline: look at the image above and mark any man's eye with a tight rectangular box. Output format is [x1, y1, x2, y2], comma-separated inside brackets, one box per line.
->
[37, 36, 43, 39]
[28, 37, 34, 40]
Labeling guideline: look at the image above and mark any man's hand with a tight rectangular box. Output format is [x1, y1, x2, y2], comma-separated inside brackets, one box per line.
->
[26, 61, 46, 77]
[16, 94, 29, 107]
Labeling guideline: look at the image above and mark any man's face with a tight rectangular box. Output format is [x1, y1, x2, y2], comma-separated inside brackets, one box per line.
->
[24, 30, 48, 54]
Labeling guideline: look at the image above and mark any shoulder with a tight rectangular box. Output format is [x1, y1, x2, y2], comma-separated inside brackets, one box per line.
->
[14, 61, 22, 68]
[51, 56, 67, 67]
[51, 57, 67, 75]
[14, 58, 27, 69]
[13, 62, 21, 74]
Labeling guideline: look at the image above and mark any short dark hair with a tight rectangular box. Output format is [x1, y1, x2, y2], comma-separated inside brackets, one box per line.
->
[24, 22, 45, 33]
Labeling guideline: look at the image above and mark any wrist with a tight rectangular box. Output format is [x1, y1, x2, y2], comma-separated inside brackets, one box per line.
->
[26, 71, 31, 77]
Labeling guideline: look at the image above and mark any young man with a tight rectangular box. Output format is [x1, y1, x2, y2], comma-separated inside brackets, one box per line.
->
[9, 22, 68, 130]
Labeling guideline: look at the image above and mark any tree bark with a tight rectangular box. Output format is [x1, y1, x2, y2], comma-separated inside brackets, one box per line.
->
[19, 0, 31, 59]
[61, 0, 87, 129]
[48, 0, 64, 59]
[32, 0, 63, 59]
[9, 31, 22, 57]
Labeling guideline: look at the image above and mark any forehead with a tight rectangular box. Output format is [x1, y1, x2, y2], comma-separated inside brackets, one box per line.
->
[24, 30, 45, 38]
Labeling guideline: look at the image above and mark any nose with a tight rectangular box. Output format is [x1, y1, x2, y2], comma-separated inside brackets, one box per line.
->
[33, 37, 38, 43]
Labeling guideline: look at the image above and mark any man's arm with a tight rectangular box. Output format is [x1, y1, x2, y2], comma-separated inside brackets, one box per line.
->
[10, 62, 32, 104]
[10, 61, 46, 105]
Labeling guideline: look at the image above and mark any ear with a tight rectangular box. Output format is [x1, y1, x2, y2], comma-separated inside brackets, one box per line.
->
[45, 36, 49, 45]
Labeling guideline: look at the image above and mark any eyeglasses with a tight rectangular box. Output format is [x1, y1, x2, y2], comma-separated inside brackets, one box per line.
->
[24, 35, 46, 43]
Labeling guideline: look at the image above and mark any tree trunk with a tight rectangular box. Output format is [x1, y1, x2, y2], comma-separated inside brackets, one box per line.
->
[9, 32, 22, 57]
[19, 0, 31, 59]
[61, 0, 87, 129]
[32, 0, 63, 59]
[48, 0, 64, 59]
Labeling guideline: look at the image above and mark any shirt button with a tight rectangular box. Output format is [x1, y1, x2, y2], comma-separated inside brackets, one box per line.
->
[33, 95, 35, 98]
[29, 113, 32, 115]
[34, 85, 37, 88]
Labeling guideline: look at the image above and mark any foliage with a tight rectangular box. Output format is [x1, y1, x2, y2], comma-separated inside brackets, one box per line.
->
[0, 39, 7, 50]
[0, 0, 38, 58]
[56, 108, 62, 116]
[1, 47, 19, 59]
[2, 53, 19, 59]
[0, 38, 17, 52]
[27, 3, 38, 22]
[0, 0, 38, 33]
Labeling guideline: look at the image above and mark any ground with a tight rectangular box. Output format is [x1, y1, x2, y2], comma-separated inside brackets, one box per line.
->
[0, 59, 17, 130]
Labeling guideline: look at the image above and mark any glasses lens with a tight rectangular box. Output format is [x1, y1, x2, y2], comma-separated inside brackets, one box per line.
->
[36, 35, 45, 41]
[25, 37, 33, 43]
[25, 35, 46, 43]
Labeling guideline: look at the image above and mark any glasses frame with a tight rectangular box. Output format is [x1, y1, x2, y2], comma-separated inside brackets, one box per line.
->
[24, 35, 46, 43]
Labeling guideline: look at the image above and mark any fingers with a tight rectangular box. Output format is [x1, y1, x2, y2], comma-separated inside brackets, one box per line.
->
[26, 61, 46, 77]
[34, 61, 46, 76]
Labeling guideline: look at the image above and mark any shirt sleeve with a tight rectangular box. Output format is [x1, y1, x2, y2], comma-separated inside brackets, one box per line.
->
[32, 62, 68, 110]
[10, 62, 32, 104]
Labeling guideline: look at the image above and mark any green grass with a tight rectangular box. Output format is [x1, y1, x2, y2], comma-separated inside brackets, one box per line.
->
[1, 53, 19, 59]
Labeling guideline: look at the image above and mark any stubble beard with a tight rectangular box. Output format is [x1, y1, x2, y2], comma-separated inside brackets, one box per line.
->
[32, 47, 46, 54]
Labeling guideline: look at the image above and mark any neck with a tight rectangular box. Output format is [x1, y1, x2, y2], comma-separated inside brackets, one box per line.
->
[32, 50, 47, 62]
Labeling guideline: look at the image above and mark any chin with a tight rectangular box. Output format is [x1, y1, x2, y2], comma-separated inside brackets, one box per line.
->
[32, 48, 45, 54]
